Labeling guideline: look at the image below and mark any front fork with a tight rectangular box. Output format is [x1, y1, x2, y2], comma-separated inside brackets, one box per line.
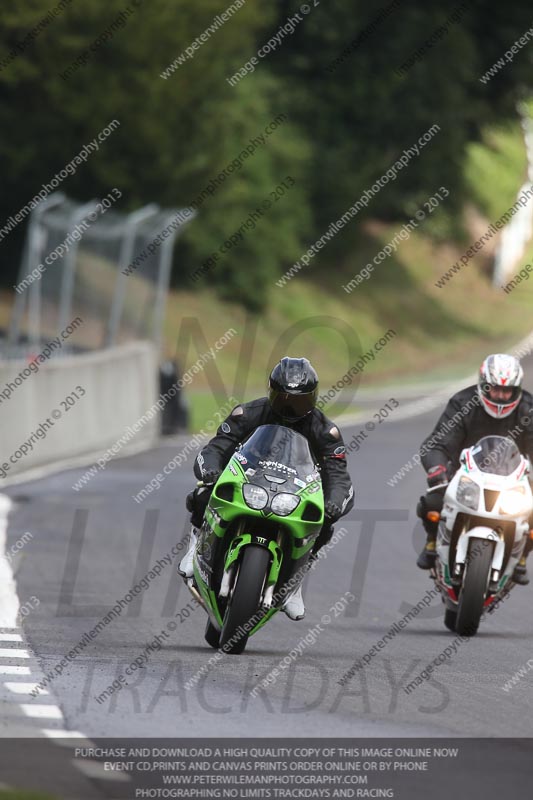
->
[435, 526, 500, 597]
[219, 531, 283, 608]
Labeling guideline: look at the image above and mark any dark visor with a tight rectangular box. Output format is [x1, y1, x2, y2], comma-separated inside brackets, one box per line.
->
[270, 390, 316, 421]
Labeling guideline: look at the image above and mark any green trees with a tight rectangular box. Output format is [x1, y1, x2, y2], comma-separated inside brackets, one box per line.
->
[0, 0, 532, 308]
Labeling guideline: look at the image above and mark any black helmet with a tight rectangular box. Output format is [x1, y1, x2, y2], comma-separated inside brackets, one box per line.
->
[268, 357, 318, 421]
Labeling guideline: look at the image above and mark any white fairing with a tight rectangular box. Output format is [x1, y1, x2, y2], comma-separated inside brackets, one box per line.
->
[437, 441, 533, 599]
[454, 526, 505, 572]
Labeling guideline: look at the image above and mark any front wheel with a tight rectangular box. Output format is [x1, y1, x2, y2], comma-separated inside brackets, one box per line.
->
[444, 608, 457, 632]
[204, 619, 220, 649]
[455, 541, 493, 637]
[219, 546, 270, 655]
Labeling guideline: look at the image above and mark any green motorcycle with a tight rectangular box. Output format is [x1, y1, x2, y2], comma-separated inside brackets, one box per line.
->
[185, 424, 324, 654]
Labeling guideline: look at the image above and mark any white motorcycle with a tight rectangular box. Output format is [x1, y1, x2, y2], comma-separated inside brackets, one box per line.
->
[431, 435, 533, 636]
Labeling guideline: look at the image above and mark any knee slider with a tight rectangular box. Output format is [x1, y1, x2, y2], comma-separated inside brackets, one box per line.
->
[186, 490, 196, 513]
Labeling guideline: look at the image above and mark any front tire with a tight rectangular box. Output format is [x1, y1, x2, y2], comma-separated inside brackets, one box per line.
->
[444, 608, 457, 632]
[455, 541, 493, 637]
[204, 619, 220, 649]
[219, 546, 270, 655]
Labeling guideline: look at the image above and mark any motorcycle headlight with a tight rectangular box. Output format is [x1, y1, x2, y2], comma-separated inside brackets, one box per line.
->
[456, 477, 480, 510]
[271, 493, 300, 516]
[242, 484, 268, 510]
[500, 487, 528, 516]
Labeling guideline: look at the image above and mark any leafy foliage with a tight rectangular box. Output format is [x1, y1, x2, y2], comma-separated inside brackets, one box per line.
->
[0, 0, 532, 308]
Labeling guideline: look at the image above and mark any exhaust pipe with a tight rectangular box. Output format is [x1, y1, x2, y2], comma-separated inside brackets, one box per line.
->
[186, 579, 207, 610]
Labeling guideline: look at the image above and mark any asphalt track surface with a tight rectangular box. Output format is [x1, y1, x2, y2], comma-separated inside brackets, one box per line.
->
[2, 380, 533, 796]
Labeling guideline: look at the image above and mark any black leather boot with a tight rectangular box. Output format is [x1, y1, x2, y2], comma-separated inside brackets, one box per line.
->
[512, 555, 529, 586]
[417, 537, 437, 570]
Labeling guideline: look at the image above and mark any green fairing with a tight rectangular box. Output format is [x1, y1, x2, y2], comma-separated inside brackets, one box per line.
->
[189, 425, 325, 650]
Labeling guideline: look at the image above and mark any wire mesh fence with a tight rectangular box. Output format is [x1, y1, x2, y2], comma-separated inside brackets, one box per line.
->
[7, 192, 195, 359]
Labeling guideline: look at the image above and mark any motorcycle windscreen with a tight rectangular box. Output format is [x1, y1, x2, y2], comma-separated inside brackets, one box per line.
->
[239, 424, 318, 486]
[470, 435, 522, 476]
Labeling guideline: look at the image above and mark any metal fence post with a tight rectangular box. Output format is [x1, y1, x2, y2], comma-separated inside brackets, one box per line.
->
[57, 201, 99, 335]
[152, 210, 196, 352]
[106, 204, 159, 347]
[8, 192, 65, 349]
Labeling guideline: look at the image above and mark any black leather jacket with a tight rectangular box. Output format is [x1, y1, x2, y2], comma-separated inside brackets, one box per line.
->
[420, 385, 533, 474]
[194, 398, 354, 519]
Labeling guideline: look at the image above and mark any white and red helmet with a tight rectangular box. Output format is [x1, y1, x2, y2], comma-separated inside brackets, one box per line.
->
[478, 354, 523, 419]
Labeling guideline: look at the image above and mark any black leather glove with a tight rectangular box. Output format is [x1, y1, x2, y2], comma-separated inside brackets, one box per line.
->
[325, 500, 342, 521]
[426, 464, 448, 488]
[200, 468, 221, 485]
[312, 523, 334, 555]
[187, 484, 215, 528]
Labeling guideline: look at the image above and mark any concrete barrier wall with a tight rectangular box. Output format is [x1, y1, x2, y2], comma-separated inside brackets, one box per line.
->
[0, 341, 159, 483]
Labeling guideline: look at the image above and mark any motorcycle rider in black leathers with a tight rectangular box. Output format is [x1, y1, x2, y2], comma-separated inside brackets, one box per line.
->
[417, 353, 533, 584]
[178, 356, 355, 619]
